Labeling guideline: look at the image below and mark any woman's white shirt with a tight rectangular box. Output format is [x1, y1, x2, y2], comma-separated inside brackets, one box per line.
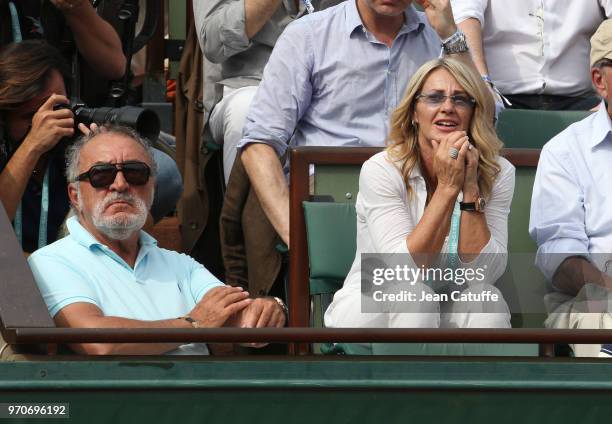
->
[324, 150, 515, 327]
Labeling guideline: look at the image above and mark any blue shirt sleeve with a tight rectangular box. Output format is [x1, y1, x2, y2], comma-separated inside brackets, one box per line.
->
[182, 255, 225, 303]
[28, 253, 101, 318]
[238, 19, 314, 157]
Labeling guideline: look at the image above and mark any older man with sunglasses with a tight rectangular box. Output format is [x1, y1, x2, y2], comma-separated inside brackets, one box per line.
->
[27, 126, 286, 355]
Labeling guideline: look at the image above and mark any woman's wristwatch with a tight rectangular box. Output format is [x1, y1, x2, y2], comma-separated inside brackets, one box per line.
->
[460, 197, 486, 212]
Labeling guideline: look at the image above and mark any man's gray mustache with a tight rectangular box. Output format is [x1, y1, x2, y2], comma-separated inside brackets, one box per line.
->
[102, 192, 136, 209]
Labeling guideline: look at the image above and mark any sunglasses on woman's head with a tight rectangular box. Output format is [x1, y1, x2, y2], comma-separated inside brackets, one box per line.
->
[76, 161, 151, 188]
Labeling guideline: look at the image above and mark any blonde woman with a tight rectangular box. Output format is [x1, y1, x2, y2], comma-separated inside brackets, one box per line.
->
[324, 58, 514, 329]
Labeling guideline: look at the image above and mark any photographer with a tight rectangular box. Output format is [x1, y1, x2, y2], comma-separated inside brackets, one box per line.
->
[0, 40, 180, 253]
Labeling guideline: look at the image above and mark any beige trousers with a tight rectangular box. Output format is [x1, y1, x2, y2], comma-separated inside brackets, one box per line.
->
[545, 284, 612, 357]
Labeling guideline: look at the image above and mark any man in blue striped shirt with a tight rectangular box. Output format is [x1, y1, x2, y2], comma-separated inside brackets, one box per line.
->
[238, 0, 475, 245]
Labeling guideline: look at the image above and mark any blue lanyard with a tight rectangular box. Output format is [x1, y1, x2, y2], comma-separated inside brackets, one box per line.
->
[447, 201, 461, 269]
[424, 201, 461, 293]
[14, 164, 51, 250]
[8, 2, 22, 42]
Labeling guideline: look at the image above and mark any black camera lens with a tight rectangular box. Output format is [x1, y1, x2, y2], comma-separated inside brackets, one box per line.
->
[73, 106, 160, 142]
[53, 103, 161, 142]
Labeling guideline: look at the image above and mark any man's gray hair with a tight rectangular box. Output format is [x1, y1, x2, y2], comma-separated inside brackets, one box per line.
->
[65, 125, 157, 182]
[592, 58, 612, 70]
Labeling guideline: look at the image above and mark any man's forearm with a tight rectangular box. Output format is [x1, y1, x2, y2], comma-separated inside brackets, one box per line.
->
[240, 143, 290, 244]
[441, 26, 479, 76]
[245, 0, 283, 39]
[421, 1, 480, 77]
[62, 2, 126, 79]
[72, 341, 183, 356]
[552, 256, 612, 296]
[458, 18, 488, 76]
[56, 313, 193, 355]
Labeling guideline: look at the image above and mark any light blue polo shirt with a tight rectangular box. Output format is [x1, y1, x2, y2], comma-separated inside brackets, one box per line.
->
[28, 216, 224, 355]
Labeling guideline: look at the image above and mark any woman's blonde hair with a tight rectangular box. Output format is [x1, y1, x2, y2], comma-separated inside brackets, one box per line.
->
[386, 58, 503, 199]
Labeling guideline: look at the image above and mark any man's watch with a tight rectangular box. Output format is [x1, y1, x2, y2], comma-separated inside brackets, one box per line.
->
[273, 296, 289, 318]
[178, 315, 200, 328]
[460, 197, 486, 212]
[442, 30, 469, 55]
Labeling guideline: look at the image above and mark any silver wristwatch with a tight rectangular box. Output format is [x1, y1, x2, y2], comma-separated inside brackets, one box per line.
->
[273, 296, 289, 318]
[442, 30, 469, 55]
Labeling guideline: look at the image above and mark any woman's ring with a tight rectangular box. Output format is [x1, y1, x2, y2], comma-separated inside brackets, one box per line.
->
[449, 147, 459, 160]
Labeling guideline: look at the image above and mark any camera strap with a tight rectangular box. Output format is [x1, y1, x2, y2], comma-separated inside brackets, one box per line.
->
[14, 163, 51, 250]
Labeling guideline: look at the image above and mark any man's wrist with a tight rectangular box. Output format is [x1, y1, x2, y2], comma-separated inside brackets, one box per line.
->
[441, 29, 469, 55]
[438, 24, 458, 41]
[177, 315, 200, 328]
[273, 296, 289, 320]
[601, 274, 612, 291]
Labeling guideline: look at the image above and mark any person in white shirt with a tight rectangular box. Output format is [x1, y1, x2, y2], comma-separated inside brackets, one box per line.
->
[529, 20, 612, 357]
[325, 58, 513, 329]
[451, 0, 612, 110]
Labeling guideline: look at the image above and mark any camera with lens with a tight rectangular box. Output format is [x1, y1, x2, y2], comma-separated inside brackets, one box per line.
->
[53, 103, 161, 142]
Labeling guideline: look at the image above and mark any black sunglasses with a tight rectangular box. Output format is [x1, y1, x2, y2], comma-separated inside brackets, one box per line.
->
[76, 161, 151, 188]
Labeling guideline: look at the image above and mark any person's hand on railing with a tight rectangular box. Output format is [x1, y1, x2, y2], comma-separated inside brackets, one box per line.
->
[189, 286, 252, 328]
[235, 297, 286, 329]
[227, 297, 287, 348]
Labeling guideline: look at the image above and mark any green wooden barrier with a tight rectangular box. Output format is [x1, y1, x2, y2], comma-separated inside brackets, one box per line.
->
[2, 359, 612, 423]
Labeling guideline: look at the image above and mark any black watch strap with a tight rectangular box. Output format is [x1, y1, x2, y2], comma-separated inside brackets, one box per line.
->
[459, 201, 477, 211]
[460, 197, 485, 212]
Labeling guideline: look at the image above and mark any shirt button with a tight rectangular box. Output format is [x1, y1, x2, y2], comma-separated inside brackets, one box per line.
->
[190, 222, 198, 230]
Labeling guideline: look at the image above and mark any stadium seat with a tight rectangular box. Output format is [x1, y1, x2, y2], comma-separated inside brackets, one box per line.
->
[497, 108, 592, 149]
